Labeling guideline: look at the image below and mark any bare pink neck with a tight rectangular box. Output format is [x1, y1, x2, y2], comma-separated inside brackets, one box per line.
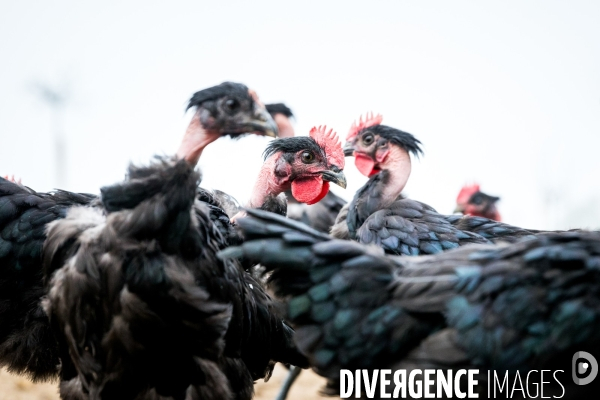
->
[378, 146, 412, 206]
[247, 153, 286, 208]
[176, 111, 220, 166]
[274, 114, 295, 138]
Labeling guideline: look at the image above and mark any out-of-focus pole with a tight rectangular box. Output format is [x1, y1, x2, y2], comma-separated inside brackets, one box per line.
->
[33, 84, 67, 188]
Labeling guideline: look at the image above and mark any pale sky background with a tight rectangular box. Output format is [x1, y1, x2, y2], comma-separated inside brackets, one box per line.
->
[1, 0, 599, 230]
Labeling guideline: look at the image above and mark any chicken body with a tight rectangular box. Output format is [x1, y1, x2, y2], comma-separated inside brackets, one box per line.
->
[337, 118, 542, 253]
[224, 209, 600, 399]
[0, 182, 96, 381]
[333, 168, 491, 254]
[44, 158, 306, 399]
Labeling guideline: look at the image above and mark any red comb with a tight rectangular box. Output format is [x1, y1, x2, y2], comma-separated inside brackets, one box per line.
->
[346, 112, 383, 140]
[309, 125, 344, 169]
[456, 183, 480, 204]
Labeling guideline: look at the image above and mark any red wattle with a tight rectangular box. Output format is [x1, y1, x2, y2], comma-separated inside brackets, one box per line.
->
[291, 177, 329, 205]
[465, 206, 502, 222]
[307, 181, 330, 205]
[354, 154, 380, 177]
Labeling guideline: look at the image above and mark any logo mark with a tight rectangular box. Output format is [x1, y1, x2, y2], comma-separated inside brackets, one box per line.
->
[572, 351, 598, 385]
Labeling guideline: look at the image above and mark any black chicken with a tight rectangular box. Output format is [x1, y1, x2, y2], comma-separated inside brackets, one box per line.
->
[334, 113, 538, 255]
[454, 183, 502, 221]
[202, 124, 347, 248]
[0, 81, 276, 380]
[0, 82, 351, 398]
[43, 156, 310, 399]
[222, 209, 600, 399]
[264, 103, 347, 234]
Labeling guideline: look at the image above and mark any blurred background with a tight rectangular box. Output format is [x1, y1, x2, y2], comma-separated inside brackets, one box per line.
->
[1, 0, 599, 232]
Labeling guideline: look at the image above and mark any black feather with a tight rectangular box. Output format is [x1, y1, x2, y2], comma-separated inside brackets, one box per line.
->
[225, 210, 600, 398]
[263, 136, 324, 161]
[358, 125, 423, 158]
[266, 103, 294, 118]
[187, 82, 251, 110]
[287, 191, 346, 233]
[43, 159, 307, 399]
[0, 178, 94, 381]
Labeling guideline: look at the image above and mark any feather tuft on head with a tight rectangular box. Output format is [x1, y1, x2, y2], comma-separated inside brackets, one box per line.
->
[309, 126, 344, 169]
[346, 112, 384, 140]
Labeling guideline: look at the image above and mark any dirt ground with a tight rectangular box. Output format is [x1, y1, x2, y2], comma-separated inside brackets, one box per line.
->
[0, 365, 334, 400]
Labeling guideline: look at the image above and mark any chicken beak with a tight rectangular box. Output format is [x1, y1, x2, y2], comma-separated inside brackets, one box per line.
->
[253, 106, 279, 137]
[321, 169, 347, 189]
[239, 105, 279, 137]
[343, 142, 355, 157]
[453, 205, 465, 214]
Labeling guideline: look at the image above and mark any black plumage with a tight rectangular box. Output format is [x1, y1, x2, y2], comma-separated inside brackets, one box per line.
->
[263, 136, 325, 162]
[195, 188, 245, 247]
[0, 81, 290, 395]
[361, 124, 424, 158]
[334, 170, 490, 255]
[448, 214, 539, 242]
[44, 158, 307, 399]
[265, 103, 294, 119]
[0, 179, 268, 385]
[187, 82, 252, 110]
[223, 209, 600, 398]
[287, 191, 346, 234]
[0, 178, 95, 381]
[0, 133, 339, 383]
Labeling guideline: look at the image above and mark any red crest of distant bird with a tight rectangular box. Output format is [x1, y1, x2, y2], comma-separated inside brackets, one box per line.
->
[346, 112, 384, 177]
[455, 183, 502, 221]
[456, 183, 480, 206]
[310, 125, 345, 169]
[346, 112, 384, 141]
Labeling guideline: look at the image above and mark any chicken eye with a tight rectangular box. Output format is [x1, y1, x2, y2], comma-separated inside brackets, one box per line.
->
[301, 152, 315, 163]
[362, 134, 374, 145]
[224, 99, 240, 112]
